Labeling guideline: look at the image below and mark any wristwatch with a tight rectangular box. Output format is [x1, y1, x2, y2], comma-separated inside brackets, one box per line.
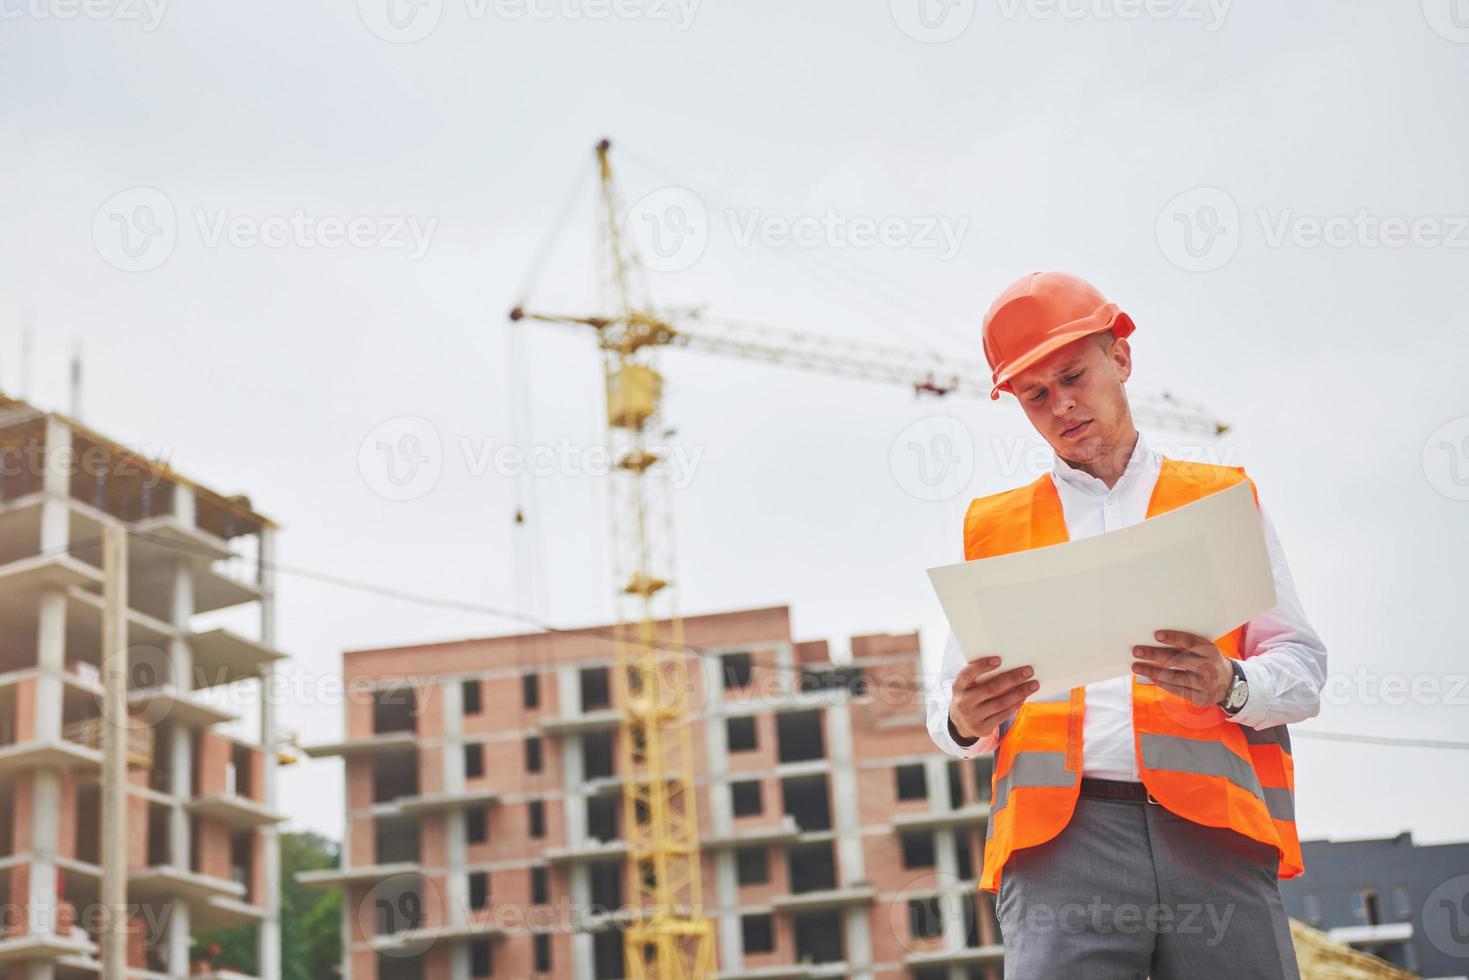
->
[1218, 659, 1249, 715]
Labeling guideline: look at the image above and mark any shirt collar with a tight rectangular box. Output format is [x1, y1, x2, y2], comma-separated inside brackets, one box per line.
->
[1050, 430, 1157, 497]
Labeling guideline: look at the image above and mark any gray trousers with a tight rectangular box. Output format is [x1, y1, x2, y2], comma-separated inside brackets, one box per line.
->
[994, 795, 1300, 980]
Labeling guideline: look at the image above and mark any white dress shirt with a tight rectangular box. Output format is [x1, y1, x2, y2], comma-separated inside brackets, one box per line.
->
[927, 431, 1327, 779]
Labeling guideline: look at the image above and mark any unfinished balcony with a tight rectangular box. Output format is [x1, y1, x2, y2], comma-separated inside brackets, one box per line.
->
[188, 737, 283, 832]
[127, 800, 247, 907]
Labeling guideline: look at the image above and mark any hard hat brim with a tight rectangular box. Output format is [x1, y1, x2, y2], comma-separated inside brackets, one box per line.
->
[989, 305, 1135, 400]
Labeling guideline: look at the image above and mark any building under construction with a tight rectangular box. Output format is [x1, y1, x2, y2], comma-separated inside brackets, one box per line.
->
[303, 605, 1002, 980]
[0, 394, 285, 978]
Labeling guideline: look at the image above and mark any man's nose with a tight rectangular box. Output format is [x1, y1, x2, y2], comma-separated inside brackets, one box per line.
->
[1050, 395, 1077, 417]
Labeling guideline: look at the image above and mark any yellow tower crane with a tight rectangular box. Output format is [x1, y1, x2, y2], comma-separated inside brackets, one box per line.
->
[509, 138, 1228, 980]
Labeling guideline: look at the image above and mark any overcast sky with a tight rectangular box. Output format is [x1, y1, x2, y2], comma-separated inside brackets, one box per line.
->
[2, 1, 1467, 847]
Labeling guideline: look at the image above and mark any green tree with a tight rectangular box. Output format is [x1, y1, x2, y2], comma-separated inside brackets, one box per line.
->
[196, 831, 342, 979]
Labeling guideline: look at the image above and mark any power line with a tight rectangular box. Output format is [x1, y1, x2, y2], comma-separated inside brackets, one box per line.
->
[1292, 730, 1469, 751]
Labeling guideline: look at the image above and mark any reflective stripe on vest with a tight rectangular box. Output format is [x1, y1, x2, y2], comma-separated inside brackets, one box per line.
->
[1140, 733, 1295, 823]
[985, 750, 1073, 839]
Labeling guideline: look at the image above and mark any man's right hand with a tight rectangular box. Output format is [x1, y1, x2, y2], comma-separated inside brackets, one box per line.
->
[948, 658, 1039, 742]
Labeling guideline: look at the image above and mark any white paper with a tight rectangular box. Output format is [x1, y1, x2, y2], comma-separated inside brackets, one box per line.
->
[927, 480, 1277, 701]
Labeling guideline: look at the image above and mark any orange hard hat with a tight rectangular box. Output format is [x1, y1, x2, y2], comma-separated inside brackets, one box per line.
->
[981, 272, 1135, 400]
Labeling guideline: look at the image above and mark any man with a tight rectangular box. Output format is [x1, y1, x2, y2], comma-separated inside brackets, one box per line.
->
[926, 271, 1327, 979]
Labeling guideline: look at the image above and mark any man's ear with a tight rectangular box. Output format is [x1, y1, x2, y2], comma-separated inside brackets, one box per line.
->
[1110, 336, 1133, 384]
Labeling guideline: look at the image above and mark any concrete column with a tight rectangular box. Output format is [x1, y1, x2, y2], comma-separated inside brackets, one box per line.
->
[441, 680, 468, 940]
[34, 591, 65, 739]
[257, 526, 281, 980]
[31, 459, 69, 952]
[40, 418, 70, 553]
[555, 665, 594, 979]
[569, 864, 593, 978]
[448, 941, 470, 980]
[340, 816, 354, 980]
[26, 770, 60, 940]
[826, 702, 872, 978]
[166, 899, 192, 976]
[771, 641, 794, 698]
[701, 654, 740, 972]
[168, 537, 195, 863]
[161, 493, 198, 978]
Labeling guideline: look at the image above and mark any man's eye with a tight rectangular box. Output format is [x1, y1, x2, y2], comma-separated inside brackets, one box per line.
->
[1064, 372, 1083, 384]
[1028, 391, 1046, 403]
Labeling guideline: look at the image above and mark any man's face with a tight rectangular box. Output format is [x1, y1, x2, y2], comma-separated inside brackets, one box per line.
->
[1009, 333, 1134, 466]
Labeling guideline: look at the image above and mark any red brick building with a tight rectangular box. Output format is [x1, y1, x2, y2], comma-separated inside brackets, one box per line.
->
[305, 605, 1001, 980]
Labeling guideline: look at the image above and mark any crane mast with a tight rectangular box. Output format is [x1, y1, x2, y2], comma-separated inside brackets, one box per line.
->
[591, 139, 717, 980]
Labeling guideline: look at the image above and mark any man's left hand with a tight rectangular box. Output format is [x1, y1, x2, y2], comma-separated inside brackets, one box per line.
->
[1131, 630, 1233, 707]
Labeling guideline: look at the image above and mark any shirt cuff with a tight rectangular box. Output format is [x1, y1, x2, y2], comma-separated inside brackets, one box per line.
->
[935, 711, 985, 759]
[1226, 656, 1274, 728]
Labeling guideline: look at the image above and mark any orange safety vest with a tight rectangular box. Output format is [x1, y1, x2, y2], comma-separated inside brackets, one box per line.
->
[966, 457, 1302, 893]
